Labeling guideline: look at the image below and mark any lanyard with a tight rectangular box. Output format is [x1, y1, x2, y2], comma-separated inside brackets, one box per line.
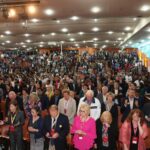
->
[11, 114, 16, 124]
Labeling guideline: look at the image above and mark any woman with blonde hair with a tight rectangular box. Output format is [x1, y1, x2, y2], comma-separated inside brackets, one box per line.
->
[95, 111, 118, 150]
[71, 103, 96, 150]
[24, 92, 41, 118]
[119, 109, 148, 150]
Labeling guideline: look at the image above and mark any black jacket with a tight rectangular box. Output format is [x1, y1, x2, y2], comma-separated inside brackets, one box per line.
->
[95, 120, 117, 150]
[43, 113, 69, 150]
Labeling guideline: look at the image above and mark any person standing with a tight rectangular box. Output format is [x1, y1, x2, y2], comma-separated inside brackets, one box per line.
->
[58, 89, 76, 125]
[28, 107, 44, 150]
[1, 100, 25, 150]
[71, 103, 96, 150]
[43, 105, 69, 150]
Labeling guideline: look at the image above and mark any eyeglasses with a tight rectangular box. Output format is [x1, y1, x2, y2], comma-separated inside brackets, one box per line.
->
[79, 110, 86, 113]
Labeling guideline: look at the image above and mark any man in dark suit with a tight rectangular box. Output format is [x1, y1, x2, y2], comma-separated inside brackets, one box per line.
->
[43, 105, 69, 150]
[121, 89, 139, 122]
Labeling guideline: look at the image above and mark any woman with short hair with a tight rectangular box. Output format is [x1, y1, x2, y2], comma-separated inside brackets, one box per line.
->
[71, 103, 96, 150]
[95, 111, 118, 150]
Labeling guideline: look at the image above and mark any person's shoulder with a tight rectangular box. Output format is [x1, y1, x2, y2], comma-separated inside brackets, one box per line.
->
[59, 113, 69, 122]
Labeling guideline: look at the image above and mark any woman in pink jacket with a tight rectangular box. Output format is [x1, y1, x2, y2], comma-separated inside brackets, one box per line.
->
[119, 109, 148, 150]
[71, 103, 96, 150]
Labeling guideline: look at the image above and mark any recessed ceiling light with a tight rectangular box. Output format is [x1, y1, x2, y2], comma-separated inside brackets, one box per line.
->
[140, 5, 150, 12]
[133, 18, 137, 21]
[129, 41, 132, 44]
[28, 5, 36, 14]
[105, 40, 109, 43]
[118, 37, 122, 41]
[39, 45, 43, 47]
[5, 30, 11, 35]
[94, 43, 98, 46]
[40, 42, 44, 44]
[91, 6, 101, 13]
[78, 32, 84, 35]
[75, 44, 79, 47]
[70, 38, 75, 41]
[44, 9, 54, 16]
[42, 34, 45, 37]
[61, 28, 68, 32]
[22, 45, 27, 48]
[93, 38, 98, 41]
[31, 18, 39, 23]
[92, 27, 99, 32]
[107, 31, 114, 34]
[6, 40, 11, 43]
[24, 33, 30, 37]
[124, 26, 131, 31]
[0, 35, 4, 38]
[9, 9, 16, 17]
[51, 32, 56, 36]
[94, 19, 98, 22]
[67, 33, 71, 36]
[1, 43, 5, 45]
[70, 16, 79, 21]
[61, 41, 65, 44]
[56, 20, 60, 23]
[83, 40, 86, 43]
[102, 45, 106, 48]
[26, 39, 31, 43]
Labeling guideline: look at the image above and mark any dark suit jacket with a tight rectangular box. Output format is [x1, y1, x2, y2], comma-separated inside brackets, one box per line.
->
[95, 120, 117, 150]
[43, 113, 69, 150]
[49, 95, 62, 106]
[121, 97, 139, 122]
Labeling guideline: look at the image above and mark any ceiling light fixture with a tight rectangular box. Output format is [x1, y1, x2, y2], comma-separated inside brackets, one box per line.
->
[44, 9, 54, 16]
[61, 28, 68, 32]
[9, 9, 16, 17]
[107, 31, 114, 34]
[78, 32, 84, 35]
[124, 26, 131, 31]
[28, 5, 36, 14]
[31, 18, 39, 23]
[70, 38, 75, 41]
[70, 16, 79, 21]
[92, 27, 99, 32]
[24, 33, 30, 37]
[140, 5, 150, 12]
[5, 30, 11, 35]
[51, 32, 56, 36]
[91, 6, 101, 13]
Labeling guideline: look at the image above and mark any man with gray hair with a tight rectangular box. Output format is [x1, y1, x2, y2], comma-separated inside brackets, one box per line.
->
[77, 90, 101, 120]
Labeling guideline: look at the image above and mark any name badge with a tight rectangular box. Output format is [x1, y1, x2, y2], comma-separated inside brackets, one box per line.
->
[9, 125, 15, 132]
[132, 137, 138, 144]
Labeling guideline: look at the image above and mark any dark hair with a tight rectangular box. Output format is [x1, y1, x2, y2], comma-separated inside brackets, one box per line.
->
[31, 106, 41, 116]
[9, 100, 19, 111]
[126, 109, 145, 125]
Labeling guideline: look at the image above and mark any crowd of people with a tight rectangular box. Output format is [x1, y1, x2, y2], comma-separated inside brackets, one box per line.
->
[0, 49, 149, 150]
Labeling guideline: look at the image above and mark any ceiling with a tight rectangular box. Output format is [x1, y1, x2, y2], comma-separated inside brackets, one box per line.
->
[0, 0, 150, 50]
